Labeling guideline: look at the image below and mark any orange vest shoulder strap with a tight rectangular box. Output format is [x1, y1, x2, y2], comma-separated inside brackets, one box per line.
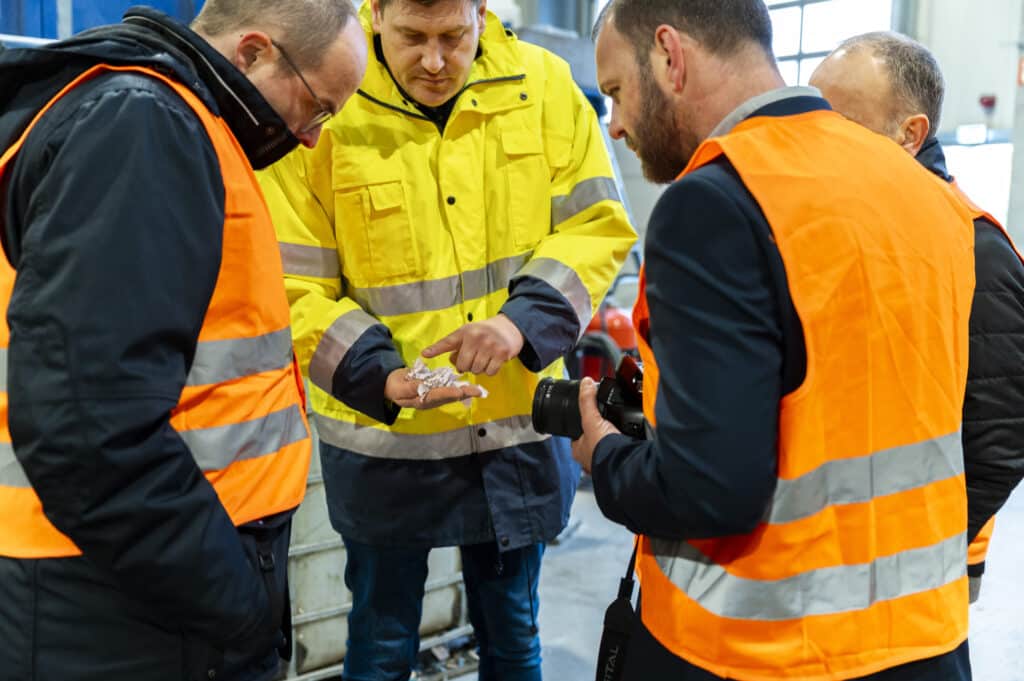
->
[949, 180, 1024, 265]
[631, 265, 659, 424]
[1, 64, 209, 183]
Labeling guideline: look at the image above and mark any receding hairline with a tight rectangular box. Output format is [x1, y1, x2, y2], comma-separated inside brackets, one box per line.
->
[836, 31, 945, 136]
[191, 0, 358, 70]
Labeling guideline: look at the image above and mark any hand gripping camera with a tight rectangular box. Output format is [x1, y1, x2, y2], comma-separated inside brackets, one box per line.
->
[531, 356, 646, 440]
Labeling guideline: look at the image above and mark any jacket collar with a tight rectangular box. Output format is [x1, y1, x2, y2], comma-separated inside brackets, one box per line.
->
[354, 1, 528, 122]
[916, 136, 952, 183]
[710, 86, 828, 138]
[121, 8, 297, 169]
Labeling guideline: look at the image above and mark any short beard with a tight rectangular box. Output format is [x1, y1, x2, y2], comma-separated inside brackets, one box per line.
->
[633, 66, 701, 185]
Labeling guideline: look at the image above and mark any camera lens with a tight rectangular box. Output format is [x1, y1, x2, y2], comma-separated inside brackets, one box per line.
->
[531, 378, 584, 440]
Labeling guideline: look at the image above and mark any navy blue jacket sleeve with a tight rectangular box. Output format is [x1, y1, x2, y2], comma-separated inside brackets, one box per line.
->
[963, 219, 1024, 542]
[501, 277, 580, 372]
[591, 172, 782, 540]
[5, 75, 273, 649]
[334, 325, 405, 425]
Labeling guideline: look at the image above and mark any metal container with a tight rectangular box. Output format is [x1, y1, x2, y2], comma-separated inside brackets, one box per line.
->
[286, 420, 471, 680]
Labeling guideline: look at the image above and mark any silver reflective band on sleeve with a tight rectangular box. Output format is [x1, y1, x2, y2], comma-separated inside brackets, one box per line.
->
[650, 531, 967, 622]
[512, 257, 592, 337]
[186, 328, 294, 387]
[0, 346, 7, 391]
[308, 309, 380, 394]
[279, 242, 341, 279]
[551, 177, 621, 227]
[179, 404, 308, 471]
[314, 413, 549, 460]
[349, 253, 533, 318]
[769, 431, 964, 524]
[0, 441, 29, 488]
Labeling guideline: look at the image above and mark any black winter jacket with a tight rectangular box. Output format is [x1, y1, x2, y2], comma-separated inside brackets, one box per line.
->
[918, 138, 1024, 546]
[0, 6, 297, 657]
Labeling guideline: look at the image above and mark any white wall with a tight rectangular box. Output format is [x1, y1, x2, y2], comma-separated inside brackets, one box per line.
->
[913, 0, 1023, 133]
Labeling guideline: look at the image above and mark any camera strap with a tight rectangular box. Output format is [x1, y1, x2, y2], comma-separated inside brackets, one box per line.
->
[595, 541, 639, 681]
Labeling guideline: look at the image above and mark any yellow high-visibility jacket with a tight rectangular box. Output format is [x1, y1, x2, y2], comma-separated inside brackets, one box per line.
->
[259, 4, 636, 549]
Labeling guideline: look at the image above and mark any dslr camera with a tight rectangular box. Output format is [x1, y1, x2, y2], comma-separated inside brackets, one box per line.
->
[531, 356, 646, 440]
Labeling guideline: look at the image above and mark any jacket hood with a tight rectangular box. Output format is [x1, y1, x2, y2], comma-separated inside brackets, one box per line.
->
[0, 6, 298, 170]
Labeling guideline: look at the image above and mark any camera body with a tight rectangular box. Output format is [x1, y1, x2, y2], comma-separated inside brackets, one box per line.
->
[532, 356, 646, 440]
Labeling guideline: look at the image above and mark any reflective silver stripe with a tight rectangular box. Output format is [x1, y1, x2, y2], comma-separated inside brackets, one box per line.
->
[314, 413, 549, 460]
[280, 242, 341, 279]
[348, 253, 533, 318]
[512, 257, 592, 337]
[308, 310, 379, 394]
[0, 350, 22, 486]
[0, 407, 309, 489]
[551, 177, 621, 227]
[0, 441, 29, 488]
[650, 531, 967, 622]
[186, 328, 294, 387]
[769, 431, 964, 524]
[179, 404, 308, 471]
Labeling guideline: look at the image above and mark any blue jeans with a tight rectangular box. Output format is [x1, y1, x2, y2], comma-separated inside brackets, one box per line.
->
[341, 537, 544, 681]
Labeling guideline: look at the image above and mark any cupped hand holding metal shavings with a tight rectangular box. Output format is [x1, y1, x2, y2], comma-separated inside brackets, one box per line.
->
[408, 359, 490, 403]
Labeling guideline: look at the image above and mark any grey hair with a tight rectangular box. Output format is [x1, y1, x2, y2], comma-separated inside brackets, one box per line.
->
[593, 0, 773, 63]
[192, 0, 358, 70]
[838, 31, 945, 137]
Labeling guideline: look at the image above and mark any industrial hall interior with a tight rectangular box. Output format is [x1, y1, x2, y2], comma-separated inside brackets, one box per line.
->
[2, 0, 1023, 680]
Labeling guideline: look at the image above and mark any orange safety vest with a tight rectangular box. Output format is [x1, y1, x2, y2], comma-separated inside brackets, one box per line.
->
[0, 64, 311, 559]
[631, 109, 975, 680]
[968, 516, 995, 567]
[950, 181, 1021, 260]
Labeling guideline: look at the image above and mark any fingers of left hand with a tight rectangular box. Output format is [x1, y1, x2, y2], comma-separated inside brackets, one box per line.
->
[484, 358, 504, 376]
[578, 378, 600, 418]
[454, 348, 477, 374]
[470, 354, 491, 375]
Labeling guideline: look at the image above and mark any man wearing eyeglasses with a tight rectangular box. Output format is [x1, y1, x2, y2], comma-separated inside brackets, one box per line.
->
[259, 0, 636, 679]
[0, 2, 366, 680]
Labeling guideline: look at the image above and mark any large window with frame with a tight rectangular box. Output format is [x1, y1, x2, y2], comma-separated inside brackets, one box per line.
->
[0, 0, 202, 40]
[768, 0, 894, 85]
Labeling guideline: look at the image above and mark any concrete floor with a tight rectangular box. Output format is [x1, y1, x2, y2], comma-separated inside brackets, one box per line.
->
[453, 479, 1024, 681]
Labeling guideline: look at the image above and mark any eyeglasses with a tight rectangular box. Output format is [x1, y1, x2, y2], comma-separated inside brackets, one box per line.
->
[270, 39, 334, 134]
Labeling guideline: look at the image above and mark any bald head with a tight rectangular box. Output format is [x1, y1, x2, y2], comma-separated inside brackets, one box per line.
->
[810, 32, 944, 157]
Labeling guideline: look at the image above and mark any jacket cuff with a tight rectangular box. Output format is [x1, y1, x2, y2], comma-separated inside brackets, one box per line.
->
[333, 325, 405, 425]
[590, 433, 640, 525]
[501, 276, 580, 372]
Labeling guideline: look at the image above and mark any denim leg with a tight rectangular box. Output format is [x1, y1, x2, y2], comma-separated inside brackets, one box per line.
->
[461, 542, 545, 681]
[341, 537, 430, 681]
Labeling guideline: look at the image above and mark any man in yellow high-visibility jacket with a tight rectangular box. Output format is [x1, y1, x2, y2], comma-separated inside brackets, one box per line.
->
[259, 0, 636, 678]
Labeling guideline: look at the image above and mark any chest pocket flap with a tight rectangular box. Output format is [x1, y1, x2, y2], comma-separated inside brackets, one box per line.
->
[501, 129, 550, 249]
[333, 156, 421, 285]
[367, 182, 404, 213]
